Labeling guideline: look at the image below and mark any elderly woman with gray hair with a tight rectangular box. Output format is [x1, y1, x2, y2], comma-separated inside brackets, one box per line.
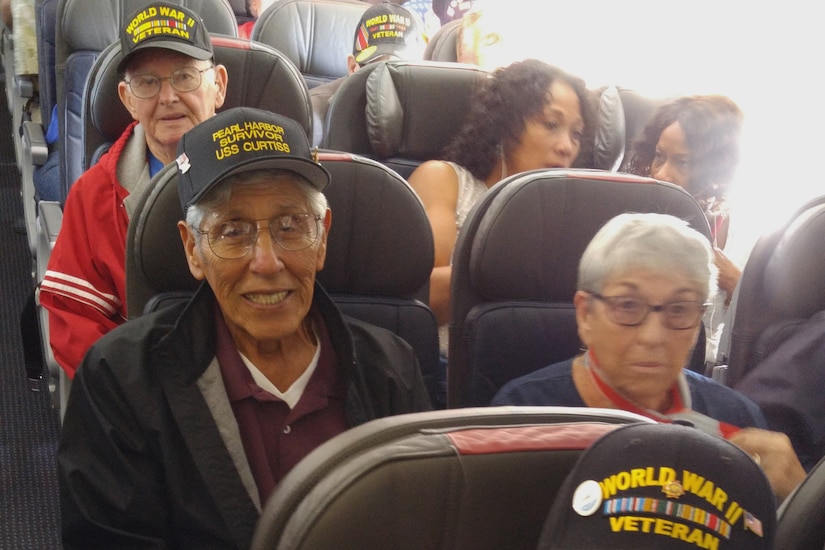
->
[493, 212, 764, 429]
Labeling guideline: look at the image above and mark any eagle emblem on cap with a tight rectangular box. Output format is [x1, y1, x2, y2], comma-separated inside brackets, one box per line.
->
[662, 479, 685, 499]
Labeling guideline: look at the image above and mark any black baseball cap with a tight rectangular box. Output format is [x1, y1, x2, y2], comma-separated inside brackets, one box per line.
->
[118, 2, 213, 73]
[176, 107, 330, 210]
[538, 422, 776, 549]
[352, 2, 423, 65]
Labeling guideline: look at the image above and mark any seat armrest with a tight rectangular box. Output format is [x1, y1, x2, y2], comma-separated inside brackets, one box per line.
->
[21, 120, 48, 166]
[38, 201, 63, 251]
[36, 200, 63, 279]
[14, 74, 35, 100]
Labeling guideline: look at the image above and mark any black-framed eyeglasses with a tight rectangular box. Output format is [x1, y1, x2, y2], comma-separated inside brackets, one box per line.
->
[124, 65, 213, 99]
[587, 291, 708, 330]
[195, 214, 323, 259]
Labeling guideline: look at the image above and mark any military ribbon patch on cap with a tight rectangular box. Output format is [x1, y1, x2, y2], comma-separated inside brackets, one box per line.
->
[125, 5, 197, 45]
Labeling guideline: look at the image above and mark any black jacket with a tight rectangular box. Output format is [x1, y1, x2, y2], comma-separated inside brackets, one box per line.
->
[59, 283, 431, 549]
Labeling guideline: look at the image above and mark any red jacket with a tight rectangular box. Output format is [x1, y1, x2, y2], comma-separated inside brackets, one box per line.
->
[39, 121, 140, 378]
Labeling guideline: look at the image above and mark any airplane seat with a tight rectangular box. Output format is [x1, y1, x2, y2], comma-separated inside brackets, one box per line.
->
[721, 194, 825, 388]
[250, 407, 653, 550]
[615, 87, 671, 172]
[35, 0, 58, 135]
[19, 0, 58, 259]
[126, 151, 441, 405]
[448, 169, 712, 408]
[4, 0, 39, 170]
[323, 59, 489, 179]
[583, 83, 626, 171]
[422, 17, 460, 62]
[250, 0, 369, 90]
[774, 453, 825, 550]
[224, 0, 254, 26]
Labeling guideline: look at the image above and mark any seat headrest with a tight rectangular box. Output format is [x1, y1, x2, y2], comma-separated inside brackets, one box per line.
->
[251, 0, 370, 87]
[127, 153, 435, 316]
[423, 18, 460, 62]
[364, 60, 489, 159]
[468, 170, 711, 302]
[591, 85, 626, 171]
[316, 152, 433, 297]
[58, 0, 238, 54]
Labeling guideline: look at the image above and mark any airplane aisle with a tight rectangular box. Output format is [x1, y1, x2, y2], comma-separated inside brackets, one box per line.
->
[0, 85, 61, 547]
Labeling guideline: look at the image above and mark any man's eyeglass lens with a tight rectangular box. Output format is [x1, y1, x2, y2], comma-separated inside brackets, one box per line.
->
[126, 66, 212, 99]
[200, 214, 322, 259]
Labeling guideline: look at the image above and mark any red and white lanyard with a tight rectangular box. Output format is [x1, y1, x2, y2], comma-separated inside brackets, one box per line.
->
[582, 349, 741, 439]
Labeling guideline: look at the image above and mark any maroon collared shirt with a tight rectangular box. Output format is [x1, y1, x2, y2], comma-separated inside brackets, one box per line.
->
[214, 307, 349, 503]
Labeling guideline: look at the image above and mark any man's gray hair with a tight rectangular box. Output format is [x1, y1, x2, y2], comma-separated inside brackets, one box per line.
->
[185, 169, 328, 231]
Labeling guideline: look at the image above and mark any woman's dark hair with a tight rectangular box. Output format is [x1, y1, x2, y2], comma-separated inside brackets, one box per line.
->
[626, 95, 743, 208]
[443, 59, 594, 181]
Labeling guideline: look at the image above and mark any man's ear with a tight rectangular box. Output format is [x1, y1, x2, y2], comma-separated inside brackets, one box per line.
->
[178, 220, 206, 281]
[212, 64, 229, 109]
[118, 81, 139, 121]
[346, 55, 359, 75]
[315, 208, 332, 272]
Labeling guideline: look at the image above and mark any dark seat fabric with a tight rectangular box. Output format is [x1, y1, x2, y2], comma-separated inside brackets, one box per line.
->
[615, 87, 672, 172]
[726, 195, 825, 471]
[250, 0, 369, 89]
[322, 59, 489, 179]
[422, 17, 460, 62]
[724, 195, 825, 387]
[775, 452, 825, 550]
[250, 407, 653, 550]
[36, 0, 58, 132]
[126, 151, 440, 404]
[83, 34, 312, 170]
[448, 169, 712, 409]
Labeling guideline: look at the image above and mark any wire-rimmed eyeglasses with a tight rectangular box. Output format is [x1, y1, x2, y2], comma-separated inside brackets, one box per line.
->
[587, 291, 708, 330]
[195, 214, 323, 259]
[123, 65, 213, 99]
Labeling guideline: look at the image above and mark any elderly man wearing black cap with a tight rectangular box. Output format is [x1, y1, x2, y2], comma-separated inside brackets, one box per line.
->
[308, 1, 425, 145]
[58, 107, 431, 549]
[39, 2, 228, 379]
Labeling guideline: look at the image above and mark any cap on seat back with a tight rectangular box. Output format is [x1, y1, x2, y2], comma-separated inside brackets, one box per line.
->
[118, 1, 214, 73]
[176, 107, 330, 210]
[538, 422, 776, 549]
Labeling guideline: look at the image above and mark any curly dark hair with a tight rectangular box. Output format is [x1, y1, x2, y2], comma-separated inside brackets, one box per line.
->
[626, 95, 743, 208]
[442, 59, 595, 181]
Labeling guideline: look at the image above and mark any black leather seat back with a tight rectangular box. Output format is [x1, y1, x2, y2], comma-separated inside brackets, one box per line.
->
[423, 17, 460, 62]
[250, 0, 369, 89]
[126, 151, 440, 403]
[724, 194, 825, 387]
[324, 59, 489, 179]
[448, 169, 712, 408]
[775, 453, 825, 550]
[250, 407, 652, 550]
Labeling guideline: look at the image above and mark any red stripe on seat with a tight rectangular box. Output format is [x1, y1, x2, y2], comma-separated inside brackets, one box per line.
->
[447, 422, 621, 455]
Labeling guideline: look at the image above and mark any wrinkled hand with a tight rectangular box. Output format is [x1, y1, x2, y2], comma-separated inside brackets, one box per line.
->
[714, 248, 742, 305]
[728, 428, 806, 503]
